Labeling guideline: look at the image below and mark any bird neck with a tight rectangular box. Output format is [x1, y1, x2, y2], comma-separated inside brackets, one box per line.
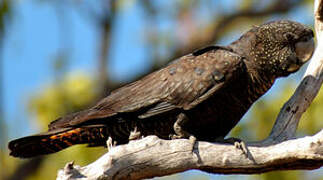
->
[244, 59, 276, 101]
[229, 38, 277, 94]
[228, 31, 284, 76]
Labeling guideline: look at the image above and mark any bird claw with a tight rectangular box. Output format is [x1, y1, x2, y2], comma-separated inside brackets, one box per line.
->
[129, 126, 142, 141]
[170, 134, 197, 152]
[170, 113, 197, 152]
[188, 135, 197, 152]
[216, 137, 249, 158]
[106, 137, 116, 152]
[170, 134, 182, 140]
[234, 140, 248, 158]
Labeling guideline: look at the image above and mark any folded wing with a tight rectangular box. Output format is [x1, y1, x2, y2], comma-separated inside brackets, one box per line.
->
[48, 46, 245, 131]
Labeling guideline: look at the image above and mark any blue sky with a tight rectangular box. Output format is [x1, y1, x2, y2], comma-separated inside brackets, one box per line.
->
[3, 1, 94, 137]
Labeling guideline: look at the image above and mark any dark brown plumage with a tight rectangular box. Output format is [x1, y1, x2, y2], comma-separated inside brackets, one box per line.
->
[9, 20, 315, 158]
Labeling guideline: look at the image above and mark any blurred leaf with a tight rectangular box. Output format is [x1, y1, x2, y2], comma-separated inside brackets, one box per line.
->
[239, 0, 254, 11]
[0, 0, 12, 32]
[254, 170, 305, 180]
[28, 71, 96, 129]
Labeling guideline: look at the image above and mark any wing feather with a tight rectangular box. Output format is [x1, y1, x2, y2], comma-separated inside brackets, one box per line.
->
[138, 102, 177, 119]
[49, 46, 245, 130]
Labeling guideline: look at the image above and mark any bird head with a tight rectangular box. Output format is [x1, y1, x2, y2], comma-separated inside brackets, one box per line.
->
[230, 20, 315, 77]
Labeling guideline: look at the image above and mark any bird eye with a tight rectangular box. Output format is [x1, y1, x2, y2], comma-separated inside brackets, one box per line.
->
[284, 32, 298, 42]
[299, 35, 311, 42]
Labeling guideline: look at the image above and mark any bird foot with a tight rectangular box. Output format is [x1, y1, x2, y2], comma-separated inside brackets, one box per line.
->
[171, 134, 197, 152]
[188, 135, 197, 152]
[216, 137, 248, 158]
[106, 136, 117, 152]
[129, 126, 142, 141]
[171, 113, 197, 152]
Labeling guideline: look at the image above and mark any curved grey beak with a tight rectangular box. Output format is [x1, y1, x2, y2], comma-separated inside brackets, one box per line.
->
[295, 37, 315, 64]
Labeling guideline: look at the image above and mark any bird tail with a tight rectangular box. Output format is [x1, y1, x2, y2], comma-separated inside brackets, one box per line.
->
[8, 125, 108, 158]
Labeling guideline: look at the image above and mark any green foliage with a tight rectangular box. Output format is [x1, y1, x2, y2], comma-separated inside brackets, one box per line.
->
[0, 0, 12, 33]
[0, 1, 12, 179]
[299, 86, 323, 135]
[27, 145, 106, 180]
[239, 0, 254, 11]
[24, 71, 105, 179]
[249, 83, 296, 140]
[253, 170, 305, 180]
[28, 72, 97, 129]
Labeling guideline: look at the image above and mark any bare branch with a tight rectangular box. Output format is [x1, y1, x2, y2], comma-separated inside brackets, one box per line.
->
[57, 131, 323, 180]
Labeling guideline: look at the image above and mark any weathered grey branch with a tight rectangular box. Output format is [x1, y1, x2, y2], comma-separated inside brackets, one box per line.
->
[57, 0, 323, 179]
[57, 132, 323, 180]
